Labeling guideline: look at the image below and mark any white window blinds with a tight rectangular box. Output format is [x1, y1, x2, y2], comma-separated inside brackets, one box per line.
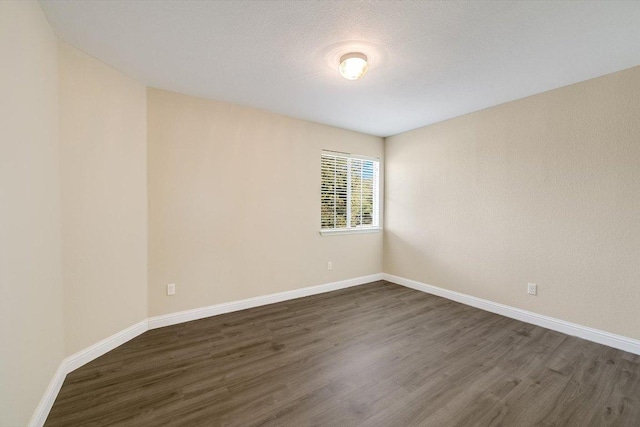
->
[321, 151, 380, 230]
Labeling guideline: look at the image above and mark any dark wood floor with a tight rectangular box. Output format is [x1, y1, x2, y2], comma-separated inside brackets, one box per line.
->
[46, 281, 640, 426]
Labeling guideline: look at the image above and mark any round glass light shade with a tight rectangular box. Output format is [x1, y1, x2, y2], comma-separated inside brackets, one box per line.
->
[339, 52, 368, 80]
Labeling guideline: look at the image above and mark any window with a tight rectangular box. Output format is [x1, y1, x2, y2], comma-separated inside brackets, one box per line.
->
[321, 151, 380, 234]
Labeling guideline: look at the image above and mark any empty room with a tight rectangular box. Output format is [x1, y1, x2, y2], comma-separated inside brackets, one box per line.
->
[2, 0, 640, 426]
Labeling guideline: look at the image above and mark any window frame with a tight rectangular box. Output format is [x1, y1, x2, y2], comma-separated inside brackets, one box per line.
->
[320, 150, 381, 236]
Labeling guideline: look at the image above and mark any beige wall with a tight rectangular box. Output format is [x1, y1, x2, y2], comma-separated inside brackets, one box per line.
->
[147, 88, 383, 316]
[59, 43, 148, 355]
[0, 2, 65, 425]
[385, 66, 640, 340]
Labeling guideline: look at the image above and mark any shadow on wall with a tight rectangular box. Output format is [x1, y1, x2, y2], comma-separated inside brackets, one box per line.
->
[384, 228, 476, 292]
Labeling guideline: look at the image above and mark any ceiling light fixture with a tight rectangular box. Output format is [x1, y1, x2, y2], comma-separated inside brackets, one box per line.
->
[339, 52, 368, 80]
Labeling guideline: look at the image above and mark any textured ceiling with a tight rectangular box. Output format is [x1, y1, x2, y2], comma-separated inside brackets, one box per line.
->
[40, 1, 640, 137]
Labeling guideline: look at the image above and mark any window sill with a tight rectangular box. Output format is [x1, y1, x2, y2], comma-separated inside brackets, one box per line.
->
[319, 227, 382, 236]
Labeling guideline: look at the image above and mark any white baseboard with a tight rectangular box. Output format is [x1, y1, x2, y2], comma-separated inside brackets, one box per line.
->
[28, 364, 67, 427]
[147, 273, 384, 329]
[65, 320, 149, 373]
[29, 271, 640, 426]
[383, 273, 640, 356]
[29, 273, 384, 426]
[29, 319, 148, 427]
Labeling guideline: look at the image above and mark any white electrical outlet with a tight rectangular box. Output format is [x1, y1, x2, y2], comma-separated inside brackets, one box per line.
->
[328, 261, 333, 270]
[167, 283, 176, 296]
[527, 283, 537, 296]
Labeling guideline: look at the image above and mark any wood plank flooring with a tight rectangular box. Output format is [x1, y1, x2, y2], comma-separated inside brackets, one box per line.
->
[45, 281, 640, 426]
